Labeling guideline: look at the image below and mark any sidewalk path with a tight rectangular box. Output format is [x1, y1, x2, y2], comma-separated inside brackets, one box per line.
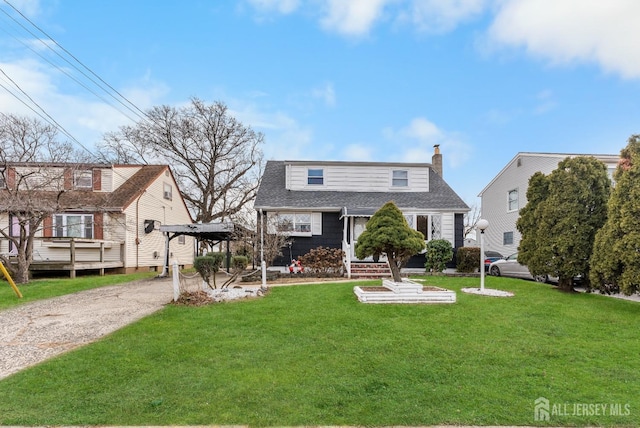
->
[0, 277, 174, 380]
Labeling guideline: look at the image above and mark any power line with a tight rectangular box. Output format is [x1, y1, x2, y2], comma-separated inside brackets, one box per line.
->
[1, 0, 150, 123]
[0, 66, 94, 154]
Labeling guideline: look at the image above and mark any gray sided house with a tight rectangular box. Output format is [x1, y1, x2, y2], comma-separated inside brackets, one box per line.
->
[254, 150, 469, 274]
[478, 152, 619, 257]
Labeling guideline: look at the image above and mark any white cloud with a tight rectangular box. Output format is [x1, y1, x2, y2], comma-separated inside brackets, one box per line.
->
[5, 0, 42, 17]
[0, 57, 169, 150]
[488, 0, 640, 79]
[319, 0, 391, 36]
[310, 82, 336, 107]
[245, 0, 300, 14]
[230, 102, 316, 161]
[398, 0, 486, 33]
[384, 117, 471, 168]
[343, 143, 374, 161]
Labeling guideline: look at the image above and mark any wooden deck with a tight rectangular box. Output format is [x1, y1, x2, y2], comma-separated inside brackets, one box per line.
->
[6, 238, 126, 279]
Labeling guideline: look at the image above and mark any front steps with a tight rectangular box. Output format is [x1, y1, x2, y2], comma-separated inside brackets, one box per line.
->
[350, 261, 392, 279]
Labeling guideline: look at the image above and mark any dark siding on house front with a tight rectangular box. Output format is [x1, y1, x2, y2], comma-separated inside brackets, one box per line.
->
[271, 211, 343, 266]
[406, 213, 466, 269]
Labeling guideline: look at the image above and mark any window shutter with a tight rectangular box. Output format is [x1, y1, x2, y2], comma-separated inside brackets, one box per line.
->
[63, 168, 72, 190]
[7, 168, 15, 189]
[94, 212, 103, 240]
[93, 169, 101, 191]
[312, 212, 322, 235]
[43, 215, 53, 237]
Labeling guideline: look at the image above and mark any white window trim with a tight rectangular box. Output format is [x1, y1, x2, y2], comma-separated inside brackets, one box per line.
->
[507, 188, 519, 212]
[54, 213, 94, 238]
[391, 169, 409, 187]
[74, 170, 93, 189]
[268, 212, 321, 237]
[307, 168, 324, 186]
[163, 182, 173, 200]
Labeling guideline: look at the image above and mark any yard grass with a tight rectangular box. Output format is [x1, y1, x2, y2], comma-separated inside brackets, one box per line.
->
[0, 271, 157, 310]
[0, 275, 638, 426]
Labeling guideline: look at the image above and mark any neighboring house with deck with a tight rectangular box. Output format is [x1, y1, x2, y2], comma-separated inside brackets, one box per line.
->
[254, 147, 469, 276]
[478, 152, 619, 257]
[0, 162, 195, 277]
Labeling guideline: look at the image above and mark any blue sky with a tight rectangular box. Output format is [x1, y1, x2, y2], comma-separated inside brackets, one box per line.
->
[1, 1, 638, 206]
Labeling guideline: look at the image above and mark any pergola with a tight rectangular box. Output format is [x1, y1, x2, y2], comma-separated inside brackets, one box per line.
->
[159, 222, 240, 276]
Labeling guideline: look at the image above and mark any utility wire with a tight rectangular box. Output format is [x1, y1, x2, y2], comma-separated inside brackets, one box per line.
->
[0, 0, 150, 123]
[0, 66, 94, 154]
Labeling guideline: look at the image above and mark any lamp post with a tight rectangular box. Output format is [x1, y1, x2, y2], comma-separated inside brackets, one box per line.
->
[477, 219, 489, 291]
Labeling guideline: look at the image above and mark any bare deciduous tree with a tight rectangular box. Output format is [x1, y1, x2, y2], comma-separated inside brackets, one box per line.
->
[0, 114, 93, 283]
[464, 203, 481, 239]
[99, 98, 264, 223]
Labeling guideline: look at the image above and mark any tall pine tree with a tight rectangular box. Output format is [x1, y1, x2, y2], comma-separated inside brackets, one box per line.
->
[517, 156, 610, 291]
[591, 136, 640, 295]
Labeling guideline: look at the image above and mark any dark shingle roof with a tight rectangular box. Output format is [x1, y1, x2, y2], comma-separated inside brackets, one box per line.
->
[255, 160, 469, 212]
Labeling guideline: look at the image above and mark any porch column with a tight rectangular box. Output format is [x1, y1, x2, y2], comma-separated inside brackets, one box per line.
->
[343, 214, 351, 279]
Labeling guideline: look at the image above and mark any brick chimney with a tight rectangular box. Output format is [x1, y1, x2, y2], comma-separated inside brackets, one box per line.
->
[432, 144, 443, 176]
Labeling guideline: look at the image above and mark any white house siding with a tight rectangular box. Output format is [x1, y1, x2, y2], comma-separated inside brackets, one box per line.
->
[0, 213, 10, 254]
[480, 153, 619, 256]
[285, 162, 430, 192]
[121, 171, 194, 272]
[111, 165, 142, 190]
[97, 168, 113, 192]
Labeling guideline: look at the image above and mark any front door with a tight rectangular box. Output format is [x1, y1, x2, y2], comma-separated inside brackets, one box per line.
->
[351, 217, 387, 261]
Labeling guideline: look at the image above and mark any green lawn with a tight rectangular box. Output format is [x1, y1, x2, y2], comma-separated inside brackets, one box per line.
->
[0, 275, 638, 426]
[0, 271, 157, 310]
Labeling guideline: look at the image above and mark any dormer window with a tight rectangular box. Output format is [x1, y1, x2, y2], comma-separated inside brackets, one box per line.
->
[74, 170, 93, 189]
[308, 168, 324, 185]
[392, 170, 408, 187]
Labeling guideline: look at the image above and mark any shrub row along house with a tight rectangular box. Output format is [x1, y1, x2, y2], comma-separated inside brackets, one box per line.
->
[0, 162, 194, 280]
[254, 146, 469, 276]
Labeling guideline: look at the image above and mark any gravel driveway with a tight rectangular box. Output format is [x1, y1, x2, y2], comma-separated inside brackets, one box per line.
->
[0, 276, 174, 380]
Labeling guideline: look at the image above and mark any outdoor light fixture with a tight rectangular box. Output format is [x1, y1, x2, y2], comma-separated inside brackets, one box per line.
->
[477, 219, 489, 291]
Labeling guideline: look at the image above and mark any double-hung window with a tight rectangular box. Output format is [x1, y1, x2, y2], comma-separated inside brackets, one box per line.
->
[507, 189, 519, 211]
[392, 170, 408, 187]
[74, 170, 93, 189]
[163, 183, 172, 200]
[308, 169, 324, 185]
[277, 213, 312, 233]
[54, 214, 93, 238]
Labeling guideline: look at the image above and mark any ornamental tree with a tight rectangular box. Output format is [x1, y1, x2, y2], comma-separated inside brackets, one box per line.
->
[517, 156, 610, 291]
[355, 201, 425, 283]
[591, 135, 640, 295]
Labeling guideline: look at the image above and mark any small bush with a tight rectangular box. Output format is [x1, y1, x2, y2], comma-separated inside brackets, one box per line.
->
[194, 252, 225, 288]
[232, 255, 248, 271]
[424, 239, 454, 274]
[456, 247, 480, 273]
[298, 247, 345, 276]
